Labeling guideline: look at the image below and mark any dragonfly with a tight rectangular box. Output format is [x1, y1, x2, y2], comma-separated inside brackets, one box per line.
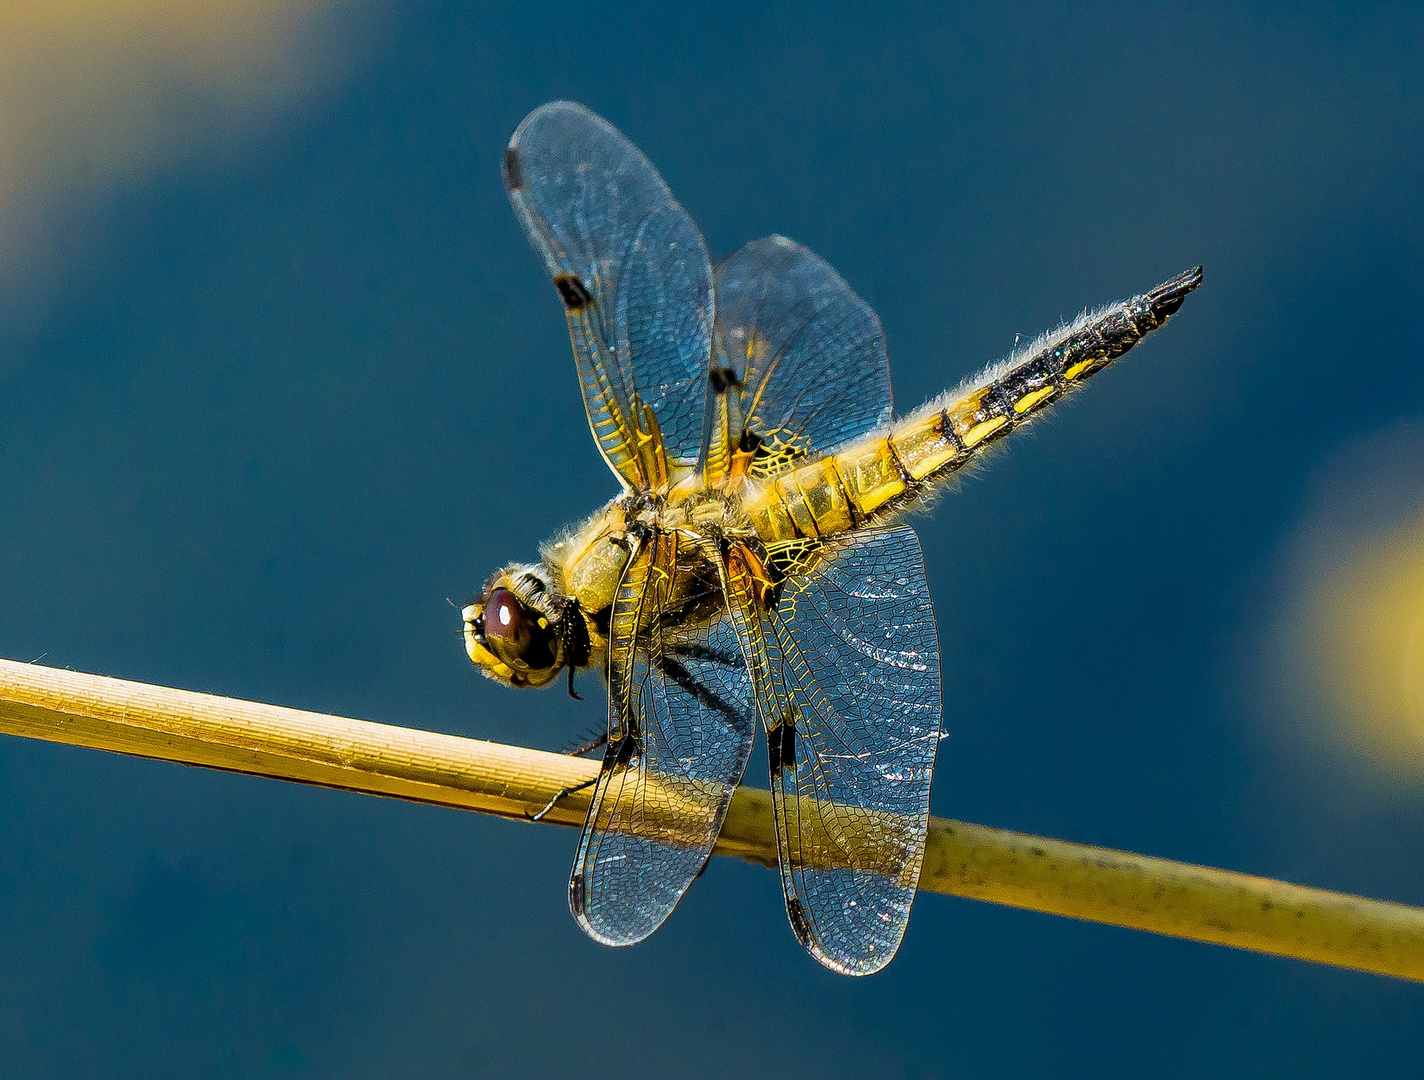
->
[463, 101, 1201, 975]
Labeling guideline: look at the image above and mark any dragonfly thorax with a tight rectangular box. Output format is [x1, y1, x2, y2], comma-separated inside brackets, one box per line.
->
[468, 490, 757, 693]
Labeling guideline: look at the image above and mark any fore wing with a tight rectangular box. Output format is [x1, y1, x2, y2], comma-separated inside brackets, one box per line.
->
[721, 526, 941, 975]
[703, 236, 892, 483]
[571, 531, 756, 945]
[504, 102, 713, 492]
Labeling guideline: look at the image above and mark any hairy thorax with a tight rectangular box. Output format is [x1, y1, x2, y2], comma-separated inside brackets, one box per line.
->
[540, 480, 764, 653]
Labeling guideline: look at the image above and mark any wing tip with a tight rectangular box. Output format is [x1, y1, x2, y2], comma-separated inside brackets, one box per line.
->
[808, 945, 898, 977]
[791, 898, 908, 976]
[782, 883, 910, 976]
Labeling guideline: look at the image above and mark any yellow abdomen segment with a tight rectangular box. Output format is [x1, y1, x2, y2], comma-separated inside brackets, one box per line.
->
[741, 264, 1203, 542]
[742, 391, 1003, 541]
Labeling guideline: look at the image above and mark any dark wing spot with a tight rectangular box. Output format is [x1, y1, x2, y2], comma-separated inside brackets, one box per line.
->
[570, 872, 586, 915]
[501, 147, 523, 192]
[709, 366, 741, 394]
[786, 896, 812, 946]
[768, 721, 796, 779]
[554, 274, 593, 310]
[738, 428, 764, 454]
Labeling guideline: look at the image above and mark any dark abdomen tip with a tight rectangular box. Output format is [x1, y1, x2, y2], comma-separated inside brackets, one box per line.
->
[1147, 265, 1204, 321]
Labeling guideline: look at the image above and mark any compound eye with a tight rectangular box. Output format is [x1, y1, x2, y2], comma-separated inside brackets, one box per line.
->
[484, 588, 526, 648]
[466, 577, 563, 687]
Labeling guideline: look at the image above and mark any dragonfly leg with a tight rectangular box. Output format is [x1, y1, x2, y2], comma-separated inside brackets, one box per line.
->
[527, 775, 599, 822]
[563, 729, 608, 757]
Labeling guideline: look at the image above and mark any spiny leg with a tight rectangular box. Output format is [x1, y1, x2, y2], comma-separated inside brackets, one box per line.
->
[561, 728, 609, 757]
[528, 728, 609, 820]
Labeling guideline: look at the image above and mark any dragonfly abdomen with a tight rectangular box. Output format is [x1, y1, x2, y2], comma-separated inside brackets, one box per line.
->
[743, 266, 1202, 541]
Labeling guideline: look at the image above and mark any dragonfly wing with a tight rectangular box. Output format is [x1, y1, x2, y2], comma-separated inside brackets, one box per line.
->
[571, 531, 756, 945]
[722, 526, 941, 975]
[505, 102, 713, 491]
[704, 236, 892, 480]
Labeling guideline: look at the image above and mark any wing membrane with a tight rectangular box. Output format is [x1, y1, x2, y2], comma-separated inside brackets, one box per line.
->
[505, 102, 713, 491]
[571, 531, 756, 945]
[704, 236, 892, 482]
[722, 526, 941, 975]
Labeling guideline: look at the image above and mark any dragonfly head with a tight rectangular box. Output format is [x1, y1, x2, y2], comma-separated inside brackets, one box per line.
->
[463, 563, 567, 689]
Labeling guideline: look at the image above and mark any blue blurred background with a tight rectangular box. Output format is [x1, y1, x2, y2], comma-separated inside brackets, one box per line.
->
[1, 2, 1422, 1076]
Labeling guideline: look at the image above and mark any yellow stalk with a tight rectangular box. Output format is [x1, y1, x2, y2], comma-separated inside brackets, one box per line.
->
[1, 657, 1420, 982]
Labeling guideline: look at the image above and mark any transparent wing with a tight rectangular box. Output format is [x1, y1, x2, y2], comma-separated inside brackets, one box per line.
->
[721, 526, 940, 975]
[504, 102, 713, 491]
[703, 236, 892, 482]
[571, 531, 756, 945]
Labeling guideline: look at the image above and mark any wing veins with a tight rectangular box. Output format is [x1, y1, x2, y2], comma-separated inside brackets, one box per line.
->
[570, 530, 757, 947]
[738, 295, 824, 424]
[506, 103, 712, 492]
[721, 528, 941, 974]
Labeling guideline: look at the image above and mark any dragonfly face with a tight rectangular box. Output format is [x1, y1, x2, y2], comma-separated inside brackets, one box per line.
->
[470, 100, 1201, 974]
[463, 563, 571, 689]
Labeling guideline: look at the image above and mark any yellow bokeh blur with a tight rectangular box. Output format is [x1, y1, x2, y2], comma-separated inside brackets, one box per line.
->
[0, 0, 361, 268]
[1309, 509, 1424, 776]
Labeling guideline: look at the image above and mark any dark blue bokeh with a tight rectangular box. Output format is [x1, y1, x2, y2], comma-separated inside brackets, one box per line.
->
[2, 2, 1422, 1076]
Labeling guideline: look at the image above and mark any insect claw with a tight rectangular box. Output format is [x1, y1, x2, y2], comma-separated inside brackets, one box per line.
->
[526, 795, 560, 822]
